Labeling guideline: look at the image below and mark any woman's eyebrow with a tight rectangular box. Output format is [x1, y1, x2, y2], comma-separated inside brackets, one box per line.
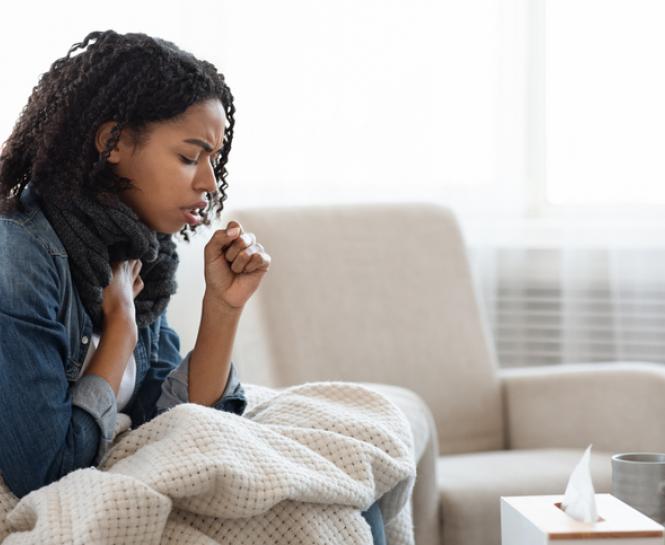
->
[183, 138, 220, 153]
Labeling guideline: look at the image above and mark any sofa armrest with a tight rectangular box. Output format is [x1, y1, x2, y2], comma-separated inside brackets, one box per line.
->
[499, 362, 665, 452]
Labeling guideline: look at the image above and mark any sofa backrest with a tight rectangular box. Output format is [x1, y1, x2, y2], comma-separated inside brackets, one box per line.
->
[219, 202, 505, 455]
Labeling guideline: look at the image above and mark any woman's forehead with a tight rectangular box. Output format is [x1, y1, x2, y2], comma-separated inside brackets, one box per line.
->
[162, 99, 228, 148]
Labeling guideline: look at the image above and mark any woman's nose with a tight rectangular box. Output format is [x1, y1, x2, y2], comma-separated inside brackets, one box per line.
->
[194, 161, 218, 193]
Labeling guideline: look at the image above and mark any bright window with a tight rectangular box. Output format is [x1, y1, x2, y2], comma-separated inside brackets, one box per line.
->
[545, 0, 665, 206]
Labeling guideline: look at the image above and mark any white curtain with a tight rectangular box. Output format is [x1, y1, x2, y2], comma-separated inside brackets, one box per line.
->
[465, 0, 665, 367]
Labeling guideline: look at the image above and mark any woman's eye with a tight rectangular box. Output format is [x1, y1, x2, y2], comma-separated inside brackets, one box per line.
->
[179, 155, 197, 165]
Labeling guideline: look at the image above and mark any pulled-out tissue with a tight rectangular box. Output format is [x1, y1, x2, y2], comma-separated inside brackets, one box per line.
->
[561, 445, 599, 523]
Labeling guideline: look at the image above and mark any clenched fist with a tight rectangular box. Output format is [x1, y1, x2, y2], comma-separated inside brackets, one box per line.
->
[203, 221, 271, 311]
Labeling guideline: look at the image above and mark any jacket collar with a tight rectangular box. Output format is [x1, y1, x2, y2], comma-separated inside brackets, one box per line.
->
[18, 183, 67, 256]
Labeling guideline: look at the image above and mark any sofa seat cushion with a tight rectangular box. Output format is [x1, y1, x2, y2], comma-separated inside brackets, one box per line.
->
[437, 448, 613, 545]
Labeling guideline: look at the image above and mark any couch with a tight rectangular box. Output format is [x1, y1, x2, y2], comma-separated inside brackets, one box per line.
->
[170, 202, 665, 545]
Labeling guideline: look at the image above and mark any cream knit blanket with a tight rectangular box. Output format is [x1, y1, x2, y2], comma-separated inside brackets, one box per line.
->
[0, 382, 416, 544]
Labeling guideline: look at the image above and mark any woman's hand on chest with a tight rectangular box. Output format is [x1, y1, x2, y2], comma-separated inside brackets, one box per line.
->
[101, 259, 144, 339]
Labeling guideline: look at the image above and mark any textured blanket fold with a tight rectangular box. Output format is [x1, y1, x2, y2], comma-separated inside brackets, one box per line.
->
[0, 382, 416, 545]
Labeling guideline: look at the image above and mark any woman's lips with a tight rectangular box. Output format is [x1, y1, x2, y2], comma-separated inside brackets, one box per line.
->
[182, 209, 201, 226]
[180, 201, 206, 226]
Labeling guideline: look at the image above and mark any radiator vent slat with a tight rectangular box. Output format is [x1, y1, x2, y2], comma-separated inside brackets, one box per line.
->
[470, 247, 665, 366]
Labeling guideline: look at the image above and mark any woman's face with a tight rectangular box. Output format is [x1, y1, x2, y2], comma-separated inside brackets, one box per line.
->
[96, 98, 227, 234]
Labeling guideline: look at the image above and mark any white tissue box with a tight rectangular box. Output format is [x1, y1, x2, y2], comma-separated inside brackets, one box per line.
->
[501, 494, 665, 545]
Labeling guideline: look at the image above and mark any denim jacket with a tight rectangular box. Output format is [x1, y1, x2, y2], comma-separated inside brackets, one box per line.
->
[0, 184, 247, 498]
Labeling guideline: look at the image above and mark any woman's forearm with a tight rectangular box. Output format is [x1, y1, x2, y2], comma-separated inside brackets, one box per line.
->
[187, 292, 242, 406]
[81, 316, 137, 396]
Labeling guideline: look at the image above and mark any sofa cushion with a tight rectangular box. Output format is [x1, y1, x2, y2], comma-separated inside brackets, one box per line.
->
[437, 449, 613, 545]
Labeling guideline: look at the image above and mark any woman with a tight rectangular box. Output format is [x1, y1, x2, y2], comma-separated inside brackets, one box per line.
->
[0, 30, 385, 543]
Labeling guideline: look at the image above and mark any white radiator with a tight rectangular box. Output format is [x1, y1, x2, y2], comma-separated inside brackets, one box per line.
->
[469, 246, 665, 367]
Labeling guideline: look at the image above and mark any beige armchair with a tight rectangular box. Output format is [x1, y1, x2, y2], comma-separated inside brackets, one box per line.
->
[170, 202, 665, 545]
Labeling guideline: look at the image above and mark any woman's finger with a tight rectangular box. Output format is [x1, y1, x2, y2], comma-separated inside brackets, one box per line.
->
[256, 252, 271, 270]
[242, 252, 262, 273]
[244, 252, 267, 273]
[244, 251, 272, 273]
[230, 245, 257, 273]
[224, 232, 256, 262]
[204, 226, 242, 262]
[132, 275, 144, 298]
[132, 259, 142, 277]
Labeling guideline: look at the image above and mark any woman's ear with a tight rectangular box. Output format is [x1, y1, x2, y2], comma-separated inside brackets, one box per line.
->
[95, 121, 122, 164]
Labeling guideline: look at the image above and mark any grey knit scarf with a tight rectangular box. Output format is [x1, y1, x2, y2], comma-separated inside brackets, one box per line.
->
[39, 190, 179, 331]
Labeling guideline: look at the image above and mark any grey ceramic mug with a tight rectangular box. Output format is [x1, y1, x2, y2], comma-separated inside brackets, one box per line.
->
[612, 452, 665, 523]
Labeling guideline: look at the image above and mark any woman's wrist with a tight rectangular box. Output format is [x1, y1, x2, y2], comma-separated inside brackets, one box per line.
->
[202, 290, 244, 318]
[102, 311, 138, 345]
[83, 311, 137, 395]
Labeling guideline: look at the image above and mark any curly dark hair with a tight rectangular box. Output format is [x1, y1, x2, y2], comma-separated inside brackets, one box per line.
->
[0, 29, 235, 239]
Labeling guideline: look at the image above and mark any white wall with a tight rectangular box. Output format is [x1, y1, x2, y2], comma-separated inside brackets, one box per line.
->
[1, 0, 526, 219]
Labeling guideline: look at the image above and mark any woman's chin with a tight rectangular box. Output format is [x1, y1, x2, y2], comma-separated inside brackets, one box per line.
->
[140, 210, 193, 234]
[140, 217, 180, 234]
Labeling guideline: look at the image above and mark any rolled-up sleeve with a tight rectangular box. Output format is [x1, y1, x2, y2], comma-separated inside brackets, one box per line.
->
[127, 313, 247, 428]
[0, 221, 111, 498]
[156, 350, 247, 416]
[70, 374, 118, 465]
